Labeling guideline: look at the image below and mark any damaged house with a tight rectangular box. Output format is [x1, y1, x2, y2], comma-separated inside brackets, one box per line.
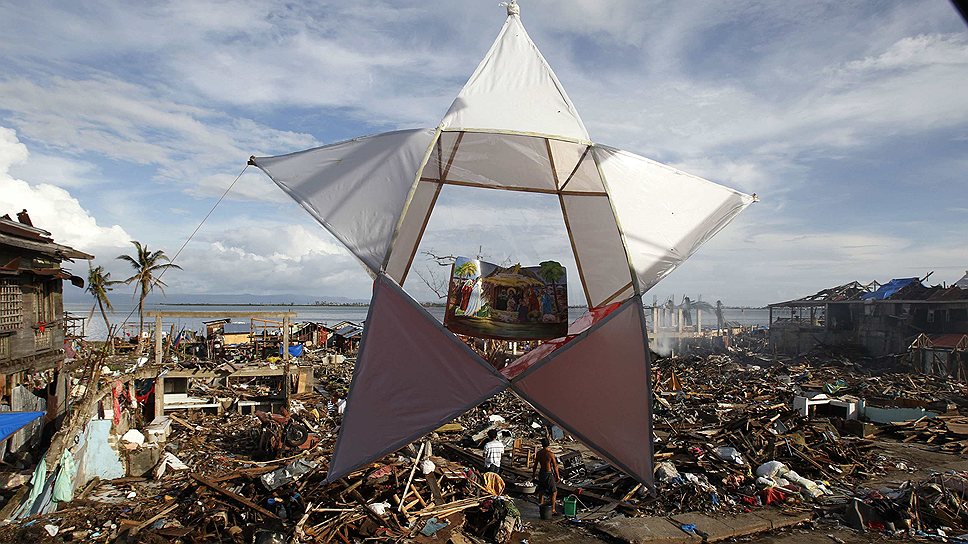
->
[0, 210, 91, 455]
[769, 276, 968, 359]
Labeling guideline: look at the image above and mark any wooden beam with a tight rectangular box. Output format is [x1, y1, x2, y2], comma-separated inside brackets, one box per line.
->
[545, 138, 561, 189]
[558, 193, 594, 307]
[419, 177, 606, 197]
[441, 132, 464, 181]
[130, 502, 179, 536]
[425, 472, 444, 504]
[191, 473, 279, 519]
[342, 479, 389, 527]
[557, 145, 591, 192]
[598, 282, 635, 308]
[399, 182, 442, 287]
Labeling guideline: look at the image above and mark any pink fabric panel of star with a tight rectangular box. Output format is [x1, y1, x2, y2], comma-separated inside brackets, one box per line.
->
[326, 275, 508, 482]
[512, 301, 655, 489]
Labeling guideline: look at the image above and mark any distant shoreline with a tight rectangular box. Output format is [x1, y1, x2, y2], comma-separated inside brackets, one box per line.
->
[157, 302, 447, 308]
[158, 302, 374, 307]
[155, 302, 767, 310]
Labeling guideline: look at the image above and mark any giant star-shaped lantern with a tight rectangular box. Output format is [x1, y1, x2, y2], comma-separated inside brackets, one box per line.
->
[252, 1, 754, 491]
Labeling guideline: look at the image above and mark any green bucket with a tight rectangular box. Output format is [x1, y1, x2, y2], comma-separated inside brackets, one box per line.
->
[563, 495, 578, 517]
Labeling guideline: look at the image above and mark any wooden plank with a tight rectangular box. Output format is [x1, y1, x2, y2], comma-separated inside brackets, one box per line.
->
[419, 177, 607, 197]
[558, 192, 594, 307]
[398, 442, 427, 510]
[598, 282, 635, 307]
[398, 181, 443, 286]
[130, 502, 179, 536]
[341, 479, 389, 528]
[426, 472, 445, 504]
[557, 146, 591, 192]
[191, 473, 279, 519]
[545, 138, 561, 189]
[77, 476, 100, 500]
[621, 483, 642, 502]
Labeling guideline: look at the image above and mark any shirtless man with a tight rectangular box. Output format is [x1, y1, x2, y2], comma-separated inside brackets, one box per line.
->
[531, 437, 559, 513]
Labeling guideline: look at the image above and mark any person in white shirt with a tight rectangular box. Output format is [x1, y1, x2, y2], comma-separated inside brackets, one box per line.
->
[483, 429, 505, 474]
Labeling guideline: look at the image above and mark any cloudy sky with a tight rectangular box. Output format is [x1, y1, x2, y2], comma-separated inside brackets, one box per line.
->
[1, 0, 966, 306]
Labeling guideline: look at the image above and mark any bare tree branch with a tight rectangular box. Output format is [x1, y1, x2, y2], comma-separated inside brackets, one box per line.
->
[414, 266, 449, 300]
[415, 247, 513, 300]
[422, 250, 460, 267]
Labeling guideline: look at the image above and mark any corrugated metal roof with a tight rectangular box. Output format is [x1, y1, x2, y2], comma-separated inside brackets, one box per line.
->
[334, 323, 363, 337]
[955, 271, 968, 290]
[0, 218, 94, 260]
[928, 334, 968, 349]
[222, 322, 250, 334]
[773, 277, 968, 306]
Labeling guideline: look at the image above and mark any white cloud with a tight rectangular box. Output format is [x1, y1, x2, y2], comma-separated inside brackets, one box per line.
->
[189, 171, 290, 203]
[0, 76, 318, 201]
[657, 213, 968, 306]
[2, 1, 967, 305]
[158, 223, 367, 296]
[8, 151, 104, 189]
[0, 127, 132, 256]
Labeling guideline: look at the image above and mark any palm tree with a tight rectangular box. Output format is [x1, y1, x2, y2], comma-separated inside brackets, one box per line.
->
[454, 259, 479, 278]
[117, 241, 181, 355]
[86, 264, 119, 354]
[537, 260, 566, 314]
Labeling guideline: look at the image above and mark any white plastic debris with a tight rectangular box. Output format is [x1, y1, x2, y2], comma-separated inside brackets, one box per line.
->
[655, 461, 681, 484]
[487, 415, 506, 423]
[713, 446, 745, 465]
[420, 459, 436, 475]
[154, 452, 189, 479]
[756, 460, 788, 478]
[755, 460, 829, 498]
[121, 429, 145, 445]
[367, 501, 391, 516]
[44, 525, 59, 537]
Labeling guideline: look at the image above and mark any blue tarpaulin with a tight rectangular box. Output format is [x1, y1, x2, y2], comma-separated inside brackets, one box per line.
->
[0, 411, 45, 443]
[280, 344, 304, 357]
[860, 278, 919, 300]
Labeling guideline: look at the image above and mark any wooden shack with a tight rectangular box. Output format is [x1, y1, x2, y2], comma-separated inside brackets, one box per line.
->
[0, 210, 92, 453]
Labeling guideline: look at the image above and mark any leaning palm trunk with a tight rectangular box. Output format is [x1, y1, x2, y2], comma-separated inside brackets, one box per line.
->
[135, 291, 146, 357]
[96, 297, 113, 355]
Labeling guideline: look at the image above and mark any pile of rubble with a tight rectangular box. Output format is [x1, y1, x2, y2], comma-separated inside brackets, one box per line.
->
[0, 378, 531, 543]
[3, 337, 968, 543]
[644, 349, 968, 539]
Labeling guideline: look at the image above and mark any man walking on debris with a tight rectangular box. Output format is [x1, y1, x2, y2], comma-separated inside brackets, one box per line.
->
[483, 429, 505, 474]
[532, 437, 560, 514]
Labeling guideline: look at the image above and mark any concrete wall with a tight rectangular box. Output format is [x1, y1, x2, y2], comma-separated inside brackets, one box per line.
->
[769, 323, 852, 355]
[72, 418, 125, 487]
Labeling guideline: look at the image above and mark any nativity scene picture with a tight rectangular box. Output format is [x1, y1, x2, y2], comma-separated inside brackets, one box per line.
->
[444, 257, 568, 340]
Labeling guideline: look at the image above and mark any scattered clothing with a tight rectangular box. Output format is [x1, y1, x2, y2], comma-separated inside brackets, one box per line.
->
[483, 471, 506, 496]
